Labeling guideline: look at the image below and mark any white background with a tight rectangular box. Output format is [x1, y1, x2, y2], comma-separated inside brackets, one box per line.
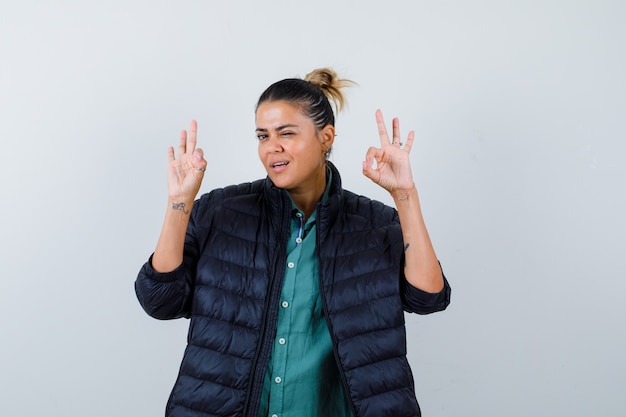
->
[1, 1, 624, 416]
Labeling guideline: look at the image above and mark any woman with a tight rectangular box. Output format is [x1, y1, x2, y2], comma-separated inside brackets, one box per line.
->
[135, 68, 451, 417]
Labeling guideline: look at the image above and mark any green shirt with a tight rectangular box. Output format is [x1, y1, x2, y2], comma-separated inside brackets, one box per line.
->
[258, 171, 354, 417]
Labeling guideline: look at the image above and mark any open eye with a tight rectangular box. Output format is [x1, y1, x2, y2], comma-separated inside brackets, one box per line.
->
[256, 133, 268, 141]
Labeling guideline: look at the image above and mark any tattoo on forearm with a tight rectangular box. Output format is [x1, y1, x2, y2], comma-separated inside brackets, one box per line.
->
[403, 243, 410, 268]
[171, 202, 189, 214]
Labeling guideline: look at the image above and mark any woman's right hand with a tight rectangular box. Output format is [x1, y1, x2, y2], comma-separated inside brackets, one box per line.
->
[167, 120, 207, 201]
[152, 120, 206, 272]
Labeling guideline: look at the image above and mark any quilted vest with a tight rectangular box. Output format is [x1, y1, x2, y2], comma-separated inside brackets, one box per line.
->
[136, 163, 448, 417]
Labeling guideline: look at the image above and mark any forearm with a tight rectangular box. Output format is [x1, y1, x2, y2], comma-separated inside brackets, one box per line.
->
[152, 197, 195, 272]
[392, 186, 444, 293]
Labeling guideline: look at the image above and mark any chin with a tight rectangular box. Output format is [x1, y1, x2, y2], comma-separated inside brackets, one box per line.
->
[271, 179, 292, 190]
[265, 172, 288, 189]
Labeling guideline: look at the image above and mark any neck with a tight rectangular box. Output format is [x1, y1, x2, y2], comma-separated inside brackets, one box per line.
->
[289, 186, 323, 219]
[288, 166, 328, 219]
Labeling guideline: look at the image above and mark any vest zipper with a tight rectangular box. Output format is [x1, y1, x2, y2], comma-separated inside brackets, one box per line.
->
[317, 205, 360, 417]
[242, 192, 290, 417]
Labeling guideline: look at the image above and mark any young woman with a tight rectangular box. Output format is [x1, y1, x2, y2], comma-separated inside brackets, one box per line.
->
[135, 68, 451, 417]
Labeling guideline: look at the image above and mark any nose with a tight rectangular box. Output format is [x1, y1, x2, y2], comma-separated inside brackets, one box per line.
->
[265, 135, 283, 152]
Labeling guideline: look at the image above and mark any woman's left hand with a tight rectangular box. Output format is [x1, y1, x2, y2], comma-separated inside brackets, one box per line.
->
[362, 109, 416, 194]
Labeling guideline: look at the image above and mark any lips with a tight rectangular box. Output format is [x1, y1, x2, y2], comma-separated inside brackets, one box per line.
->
[271, 161, 289, 168]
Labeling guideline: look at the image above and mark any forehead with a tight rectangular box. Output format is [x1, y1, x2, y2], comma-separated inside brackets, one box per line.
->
[255, 101, 310, 128]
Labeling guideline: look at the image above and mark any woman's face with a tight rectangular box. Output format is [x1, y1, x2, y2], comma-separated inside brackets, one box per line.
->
[256, 100, 334, 194]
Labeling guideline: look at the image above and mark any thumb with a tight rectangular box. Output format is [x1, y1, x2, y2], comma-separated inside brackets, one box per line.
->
[362, 158, 379, 183]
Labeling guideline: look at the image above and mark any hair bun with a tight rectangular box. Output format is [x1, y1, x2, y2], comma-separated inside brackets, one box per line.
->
[304, 68, 354, 112]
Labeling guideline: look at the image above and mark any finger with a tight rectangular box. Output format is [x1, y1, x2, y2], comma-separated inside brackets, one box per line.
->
[403, 130, 415, 154]
[363, 146, 383, 172]
[362, 148, 384, 184]
[178, 129, 187, 156]
[392, 117, 401, 145]
[187, 120, 198, 154]
[362, 159, 374, 177]
[193, 148, 208, 173]
[375, 109, 390, 147]
[364, 146, 380, 162]
[362, 158, 381, 183]
[167, 146, 175, 163]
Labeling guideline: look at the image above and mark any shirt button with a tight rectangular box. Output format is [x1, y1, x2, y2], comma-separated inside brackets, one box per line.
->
[296, 212, 303, 218]
[272, 414, 279, 417]
[295, 237, 302, 244]
[287, 262, 295, 268]
[279, 338, 286, 345]
[275, 376, 282, 384]
[281, 301, 289, 308]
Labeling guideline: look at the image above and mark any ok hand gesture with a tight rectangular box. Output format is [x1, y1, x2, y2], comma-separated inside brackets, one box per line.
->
[362, 110, 416, 195]
[167, 120, 208, 201]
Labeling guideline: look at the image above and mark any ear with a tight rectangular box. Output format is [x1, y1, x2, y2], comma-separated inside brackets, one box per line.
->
[319, 124, 335, 152]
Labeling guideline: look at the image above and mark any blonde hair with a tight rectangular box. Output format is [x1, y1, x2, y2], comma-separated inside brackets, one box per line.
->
[304, 67, 355, 114]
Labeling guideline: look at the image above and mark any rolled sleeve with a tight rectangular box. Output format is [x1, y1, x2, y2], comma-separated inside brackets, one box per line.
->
[134, 255, 192, 320]
[401, 267, 451, 315]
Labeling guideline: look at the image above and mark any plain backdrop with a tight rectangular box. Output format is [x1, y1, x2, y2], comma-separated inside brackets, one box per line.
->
[1, 1, 624, 416]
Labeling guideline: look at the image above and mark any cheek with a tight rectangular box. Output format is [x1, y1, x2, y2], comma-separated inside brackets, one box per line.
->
[309, 139, 324, 156]
[257, 145, 266, 166]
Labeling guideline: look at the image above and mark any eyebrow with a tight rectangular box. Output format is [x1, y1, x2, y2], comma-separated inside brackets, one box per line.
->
[255, 124, 300, 133]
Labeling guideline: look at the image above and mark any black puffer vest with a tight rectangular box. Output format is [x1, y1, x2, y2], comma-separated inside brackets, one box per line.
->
[135, 162, 451, 417]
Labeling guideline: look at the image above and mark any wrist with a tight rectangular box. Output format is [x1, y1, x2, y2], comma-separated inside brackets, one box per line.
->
[168, 195, 194, 203]
[167, 196, 195, 215]
[390, 184, 416, 201]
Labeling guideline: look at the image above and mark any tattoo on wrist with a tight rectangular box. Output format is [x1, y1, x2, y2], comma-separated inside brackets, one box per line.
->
[171, 202, 189, 214]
